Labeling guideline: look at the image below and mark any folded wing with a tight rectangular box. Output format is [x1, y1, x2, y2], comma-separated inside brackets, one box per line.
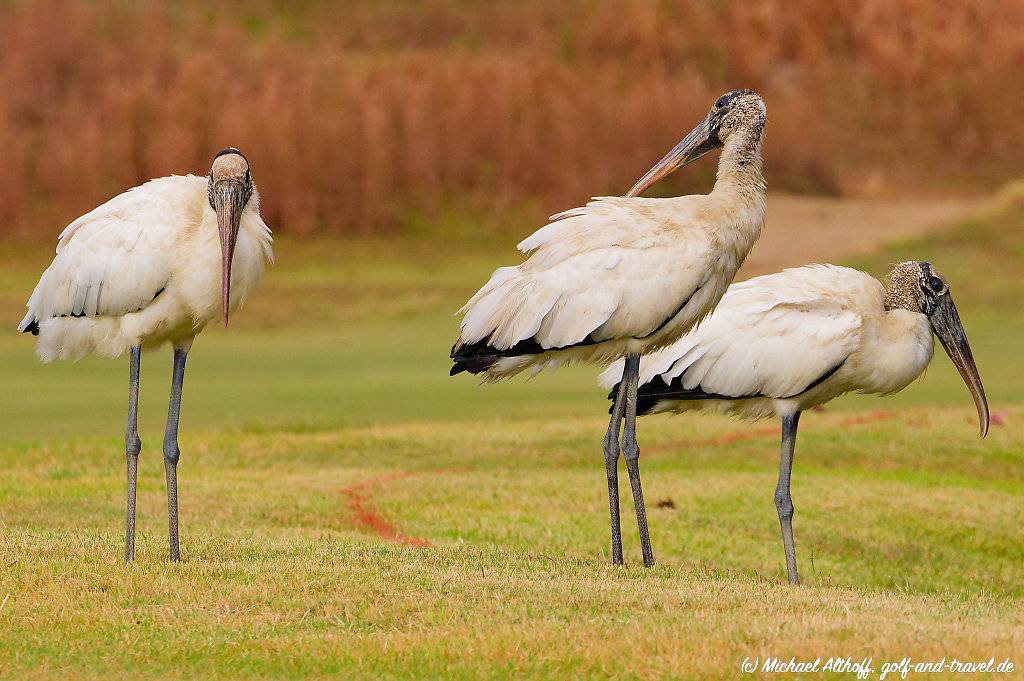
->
[18, 176, 201, 333]
[600, 265, 872, 404]
[454, 196, 710, 371]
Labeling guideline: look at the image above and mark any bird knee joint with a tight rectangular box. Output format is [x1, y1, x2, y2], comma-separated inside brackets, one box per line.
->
[774, 492, 794, 519]
[125, 434, 141, 457]
[622, 442, 640, 463]
[163, 443, 180, 464]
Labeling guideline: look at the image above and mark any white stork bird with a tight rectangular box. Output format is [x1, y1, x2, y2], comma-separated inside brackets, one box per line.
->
[18, 148, 273, 562]
[451, 90, 768, 566]
[599, 262, 989, 583]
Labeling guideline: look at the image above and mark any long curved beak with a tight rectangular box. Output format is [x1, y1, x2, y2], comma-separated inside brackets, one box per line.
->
[213, 181, 246, 327]
[929, 294, 989, 437]
[626, 117, 720, 198]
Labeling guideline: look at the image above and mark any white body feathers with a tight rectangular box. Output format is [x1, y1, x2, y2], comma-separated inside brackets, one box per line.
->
[599, 265, 935, 419]
[455, 182, 765, 379]
[19, 175, 273, 361]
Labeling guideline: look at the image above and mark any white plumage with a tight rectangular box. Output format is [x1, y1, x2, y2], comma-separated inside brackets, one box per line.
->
[452, 91, 768, 381]
[451, 90, 770, 567]
[599, 261, 989, 583]
[19, 174, 273, 360]
[456, 194, 762, 378]
[18, 148, 273, 563]
[598, 264, 935, 420]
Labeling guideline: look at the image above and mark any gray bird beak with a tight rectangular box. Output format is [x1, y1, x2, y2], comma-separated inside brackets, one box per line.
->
[929, 294, 989, 437]
[212, 181, 246, 327]
[626, 116, 720, 198]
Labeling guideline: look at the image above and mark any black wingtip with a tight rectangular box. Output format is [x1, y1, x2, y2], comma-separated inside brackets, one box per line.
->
[20, 319, 39, 336]
[607, 381, 659, 416]
[449, 339, 505, 377]
[606, 383, 620, 413]
[635, 395, 660, 416]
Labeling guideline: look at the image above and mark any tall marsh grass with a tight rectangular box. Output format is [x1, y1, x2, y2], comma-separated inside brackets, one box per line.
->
[1, 0, 1020, 237]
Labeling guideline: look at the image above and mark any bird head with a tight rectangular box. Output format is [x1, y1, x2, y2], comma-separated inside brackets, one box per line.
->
[627, 89, 766, 197]
[710, 89, 767, 145]
[885, 261, 989, 437]
[207, 148, 254, 327]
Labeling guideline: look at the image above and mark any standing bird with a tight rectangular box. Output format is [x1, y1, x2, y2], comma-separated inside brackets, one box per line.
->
[451, 90, 768, 566]
[599, 262, 989, 583]
[18, 148, 273, 562]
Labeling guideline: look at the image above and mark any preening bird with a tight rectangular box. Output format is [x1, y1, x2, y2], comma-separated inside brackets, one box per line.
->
[451, 90, 768, 566]
[599, 262, 989, 583]
[18, 148, 273, 562]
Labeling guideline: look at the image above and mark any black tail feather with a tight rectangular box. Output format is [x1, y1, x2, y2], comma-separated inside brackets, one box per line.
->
[607, 380, 662, 416]
[450, 335, 566, 377]
[449, 353, 500, 376]
[607, 359, 848, 414]
[450, 339, 514, 376]
[608, 375, 742, 415]
[450, 331, 604, 377]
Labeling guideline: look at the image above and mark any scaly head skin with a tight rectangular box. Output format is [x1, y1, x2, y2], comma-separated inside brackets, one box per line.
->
[709, 89, 766, 146]
[883, 260, 948, 313]
[884, 261, 989, 436]
[207, 148, 254, 326]
[627, 89, 766, 197]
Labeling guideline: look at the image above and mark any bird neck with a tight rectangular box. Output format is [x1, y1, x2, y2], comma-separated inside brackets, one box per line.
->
[713, 128, 765, 201]
[882, 268, 920, 313]
[883, 287, 914, 313]
[858, 306, 934, 395]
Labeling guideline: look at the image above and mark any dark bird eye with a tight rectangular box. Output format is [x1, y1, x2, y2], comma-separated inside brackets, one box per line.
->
[928, 276, 944, 292]
[715, 95, 729, 109]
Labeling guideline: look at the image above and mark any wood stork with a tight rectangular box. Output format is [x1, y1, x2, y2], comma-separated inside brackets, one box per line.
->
[451, 90, 768, 566]
[599, 262, 989, 583]
[17, 148, 273, 562]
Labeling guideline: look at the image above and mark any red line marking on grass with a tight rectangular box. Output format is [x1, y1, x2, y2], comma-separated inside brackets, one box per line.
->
[341, 472, 433, 548]
[343, 411, 905, 543]
[645, 409, 899, 456]
[837, 409, 898, 427]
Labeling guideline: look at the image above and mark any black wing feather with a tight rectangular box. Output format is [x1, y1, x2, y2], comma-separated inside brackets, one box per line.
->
[612, 360, 847, 415]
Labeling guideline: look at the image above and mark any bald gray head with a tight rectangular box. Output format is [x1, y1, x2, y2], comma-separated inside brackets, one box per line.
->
[884, 261, 948, 314]
[208, 148, 252, 204]
[884, 260, 988, 437]
[708, 89, 767, 145]
[626, 88, 766, 197]
[207, 147, 254, 327]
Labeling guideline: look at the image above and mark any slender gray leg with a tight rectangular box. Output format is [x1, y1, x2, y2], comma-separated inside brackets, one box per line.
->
[621, 353, 654, 567]
[775, 412, 801, 584]
[162, 348, 188, 562]
[125, 346, 142, 563]
[603, 371, 629, 566]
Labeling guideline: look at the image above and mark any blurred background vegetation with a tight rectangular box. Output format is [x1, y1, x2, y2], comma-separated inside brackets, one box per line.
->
[2, 0, 1023, 238]
[1, 6, 1022, 674]
[2, 0, 1023, 440]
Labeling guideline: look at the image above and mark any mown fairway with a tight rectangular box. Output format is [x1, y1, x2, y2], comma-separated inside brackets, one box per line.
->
[1, 199, 1022, 678]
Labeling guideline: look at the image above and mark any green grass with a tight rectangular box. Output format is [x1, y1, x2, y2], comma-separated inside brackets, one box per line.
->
[2, 211, 1023, 445]
[0, 202, 1022, 678]
[1, 411, 1022, 678]
[0, 232, 610, 445]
